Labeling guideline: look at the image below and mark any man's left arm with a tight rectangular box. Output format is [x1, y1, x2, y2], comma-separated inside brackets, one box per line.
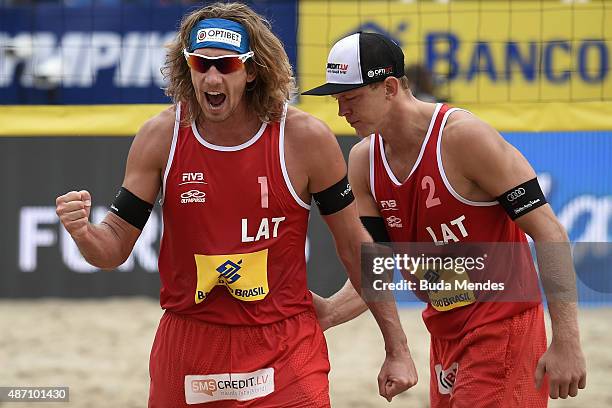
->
[449, 116, 587, 400]
[288, 112, 415, 401]
[515, 200, 586, 400]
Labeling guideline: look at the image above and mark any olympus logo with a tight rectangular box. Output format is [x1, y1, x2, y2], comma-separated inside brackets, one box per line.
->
[386, 215, 403, 228]
[181, 190, 206, 204]
[506, 188, 526, 202]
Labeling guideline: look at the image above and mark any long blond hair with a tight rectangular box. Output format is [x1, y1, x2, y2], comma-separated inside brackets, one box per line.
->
[162, 2, 296, 124]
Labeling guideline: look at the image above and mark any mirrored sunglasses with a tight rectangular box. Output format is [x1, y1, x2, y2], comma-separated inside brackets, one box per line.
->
[183, 50, 254, 74]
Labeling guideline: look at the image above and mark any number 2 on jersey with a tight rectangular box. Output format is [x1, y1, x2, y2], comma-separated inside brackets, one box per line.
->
[422, 175, 441, 208]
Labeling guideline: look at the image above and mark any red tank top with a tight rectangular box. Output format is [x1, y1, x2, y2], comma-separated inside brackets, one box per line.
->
[158, 104, 312, 325]
[371, 103, 540, 339]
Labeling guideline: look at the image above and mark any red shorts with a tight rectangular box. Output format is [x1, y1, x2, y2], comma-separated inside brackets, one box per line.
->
[148, 310, 330, 407]
[430, 304, 548, 408]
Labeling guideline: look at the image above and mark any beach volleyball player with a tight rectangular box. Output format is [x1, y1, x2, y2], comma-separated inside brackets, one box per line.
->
[303, 32, 587, 407]
[56, 4, 416, 406]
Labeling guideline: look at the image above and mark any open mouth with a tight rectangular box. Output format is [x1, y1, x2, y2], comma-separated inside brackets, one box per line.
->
[205, 91, 226, 109]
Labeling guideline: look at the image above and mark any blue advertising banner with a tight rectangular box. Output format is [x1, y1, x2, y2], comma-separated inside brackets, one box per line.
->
[0, 1, 297, 104]
[506, 131, 612, 303]
[506, 131, 611, 243]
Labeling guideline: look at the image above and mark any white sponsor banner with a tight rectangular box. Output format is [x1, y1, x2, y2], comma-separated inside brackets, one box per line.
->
[196, 28, 242, 48]
[185, 368, 274, 404]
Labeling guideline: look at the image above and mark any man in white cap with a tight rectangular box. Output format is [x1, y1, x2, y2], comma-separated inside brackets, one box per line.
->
[304, 31, 586, 407]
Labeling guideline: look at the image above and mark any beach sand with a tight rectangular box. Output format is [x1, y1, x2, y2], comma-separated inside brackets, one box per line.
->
[1, 299, 609, 407]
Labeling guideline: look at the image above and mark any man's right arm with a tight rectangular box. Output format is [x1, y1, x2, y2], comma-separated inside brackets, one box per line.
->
[55, 107, 174, 269]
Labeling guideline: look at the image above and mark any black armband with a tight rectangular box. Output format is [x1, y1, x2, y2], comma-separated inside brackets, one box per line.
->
[109, 187, 153, 230]
[360, 216, 390, 242]
[497, 177, 547, 220]
[312, 175, 354, 216]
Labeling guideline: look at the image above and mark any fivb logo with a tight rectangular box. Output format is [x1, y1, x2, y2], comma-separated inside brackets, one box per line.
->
[380, 200, 398, 211]
[196, 28, 242, 48]
[216, 259, 242, 284]
[180, 172, 206, 185]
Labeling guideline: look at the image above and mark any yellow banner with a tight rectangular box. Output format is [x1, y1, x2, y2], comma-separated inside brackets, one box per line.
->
[1, 101, 611, 136]
[298, 0, 612, 133]
[0, 104, 168, 137]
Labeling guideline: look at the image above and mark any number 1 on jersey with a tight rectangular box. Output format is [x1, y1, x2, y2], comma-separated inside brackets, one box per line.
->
[258, 176, 269, 209]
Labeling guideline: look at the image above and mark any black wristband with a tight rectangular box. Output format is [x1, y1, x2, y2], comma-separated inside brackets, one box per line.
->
[497, 177, 547, 220]
[312, 176, 354, 216]
[109, 187, 153, 230]
[360, 216, 390, 242]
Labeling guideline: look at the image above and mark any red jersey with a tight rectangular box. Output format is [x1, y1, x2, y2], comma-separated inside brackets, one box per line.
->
[370, 103, 540, 339]
[158, 104, 313, 325]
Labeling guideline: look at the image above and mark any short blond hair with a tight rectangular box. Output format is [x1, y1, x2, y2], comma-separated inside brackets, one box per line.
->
[162, 2, 296, 124]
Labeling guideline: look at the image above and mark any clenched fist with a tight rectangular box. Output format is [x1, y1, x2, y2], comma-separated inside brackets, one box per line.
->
[378, 349, 418, 402]
[56, 190, 92, 239]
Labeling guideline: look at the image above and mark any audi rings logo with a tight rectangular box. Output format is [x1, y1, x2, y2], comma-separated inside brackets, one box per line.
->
[506, 188, 526, 202]
[181, 189, 206, 204]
